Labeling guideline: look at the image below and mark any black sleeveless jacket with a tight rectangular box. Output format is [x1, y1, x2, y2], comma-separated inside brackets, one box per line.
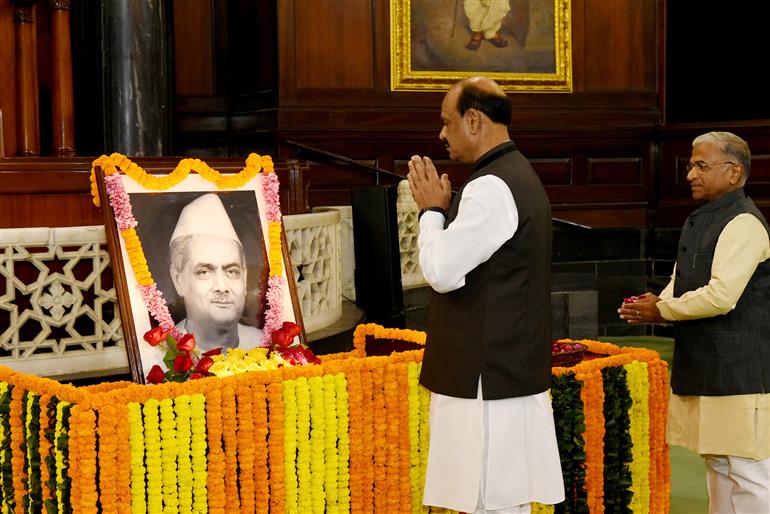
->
[419, 141, 553, 400]
[671, 188, 770, 396]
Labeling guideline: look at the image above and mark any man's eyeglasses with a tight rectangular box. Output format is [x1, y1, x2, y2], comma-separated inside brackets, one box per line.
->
[685, 160, 736, 174]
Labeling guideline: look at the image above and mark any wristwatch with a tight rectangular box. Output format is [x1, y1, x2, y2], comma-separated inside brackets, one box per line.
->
[418, 206, 447, 219]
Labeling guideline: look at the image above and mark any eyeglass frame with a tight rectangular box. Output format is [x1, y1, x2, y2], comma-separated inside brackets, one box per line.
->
[685, 160, 737, 174]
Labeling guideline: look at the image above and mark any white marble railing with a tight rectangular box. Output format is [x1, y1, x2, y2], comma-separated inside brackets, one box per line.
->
[0, 226, 128, 379]
[283, 210, 342, 333]
[396, 180, 426, 289]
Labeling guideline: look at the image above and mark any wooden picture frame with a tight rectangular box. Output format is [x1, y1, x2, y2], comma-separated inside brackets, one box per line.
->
[391, 0, 572, 92]
[94, 163, 305, 384]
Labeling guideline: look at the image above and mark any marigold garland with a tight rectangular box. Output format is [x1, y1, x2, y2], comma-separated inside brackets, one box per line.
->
[142, 400, 163, 513]
[624, 361, 650, 514]
[283, 379, 299, 514]
[0, 329, 670, 514]
[252, 384, 270, 514]
[0, 382, 13, 514]
[188, 394, 208, 514]
[220, 386, 241, 511]
[97, 403, 119, 514]
[295, 377, 312, 513]
[334, 372, 351, 513]
[371, 365, 388, 514]
[36, 394, 52, 510]
[127, 402, 146, 514]
[235, 385, 256, 513]
[266, 383, 286, 514]
[345, 367, 365, 514]
[10, 387, 27, 512]
[406, 363, 423, 514]
[322, 374, 339, 513]
[308, 376, 326, 512]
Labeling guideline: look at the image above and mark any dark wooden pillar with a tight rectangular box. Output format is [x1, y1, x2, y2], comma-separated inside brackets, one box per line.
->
[49, 0, 75, 156]
[12, 0, 40, 156]
[103, 0, 172, 156]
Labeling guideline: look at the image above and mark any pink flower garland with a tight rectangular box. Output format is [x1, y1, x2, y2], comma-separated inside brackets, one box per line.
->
[105, 175, 137, 231]
[260, 171, 286, 345]
[102, 157, 286, 344]
[262, 172, 282, 221]
[261, 276, 284, 346]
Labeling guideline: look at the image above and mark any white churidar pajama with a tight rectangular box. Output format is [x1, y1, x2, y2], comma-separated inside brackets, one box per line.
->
[418, 174, 564, 513]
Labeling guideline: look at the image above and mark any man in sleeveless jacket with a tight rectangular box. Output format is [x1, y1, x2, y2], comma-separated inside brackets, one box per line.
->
[407, 76, 564, 514]
[620, 131, 770, 513]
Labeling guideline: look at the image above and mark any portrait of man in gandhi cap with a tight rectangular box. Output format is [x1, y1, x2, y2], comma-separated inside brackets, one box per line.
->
[129, 190, 267, 357]
[168, 193, 263, 352]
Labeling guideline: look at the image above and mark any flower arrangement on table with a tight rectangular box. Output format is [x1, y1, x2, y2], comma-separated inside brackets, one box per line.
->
[142, 321, 320, 384]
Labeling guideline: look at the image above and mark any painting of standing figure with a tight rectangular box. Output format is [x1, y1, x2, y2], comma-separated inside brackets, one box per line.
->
[391, 0, 572, 92]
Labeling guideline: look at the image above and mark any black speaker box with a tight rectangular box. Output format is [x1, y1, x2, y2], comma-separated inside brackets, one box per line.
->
[351, 186, 405, 328]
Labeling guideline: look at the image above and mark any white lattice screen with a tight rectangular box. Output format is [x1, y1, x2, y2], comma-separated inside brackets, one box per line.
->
[0, 226, 128, 379]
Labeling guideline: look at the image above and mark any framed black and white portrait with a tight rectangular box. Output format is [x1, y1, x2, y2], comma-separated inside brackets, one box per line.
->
[93, 158, 304, 383]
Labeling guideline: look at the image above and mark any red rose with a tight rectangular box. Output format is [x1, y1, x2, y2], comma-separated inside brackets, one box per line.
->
[146, 365, 166, 384]
[272, 329, 292, 349]
[202, 347, 222, 357]
[302, 347, 321, 365]
[143, 327, 167, 347]
[281, 347, 308, 365]
[195, 356, 214, 373]
[281, 321, 302, 339]
[173, 353, 194, 372]
[176, 333, 196, 352]
[189, 372, 204, 380]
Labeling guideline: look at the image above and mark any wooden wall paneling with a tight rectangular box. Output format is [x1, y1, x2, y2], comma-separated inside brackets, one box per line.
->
[530, 158, 572, 186]
[172, 0, 214, 96]
[292, 0, 374, 89]
[582, 0, 657, 91]
[0, 157, 310, 228]
[0, 0, 18, 156]
[587, 157, 642, 185]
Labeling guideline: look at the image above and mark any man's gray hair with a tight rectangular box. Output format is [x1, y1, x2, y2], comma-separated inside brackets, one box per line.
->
[693, 131, 751, 180]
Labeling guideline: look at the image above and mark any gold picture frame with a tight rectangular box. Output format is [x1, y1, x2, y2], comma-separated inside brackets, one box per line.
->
[391, 0, 572, 92]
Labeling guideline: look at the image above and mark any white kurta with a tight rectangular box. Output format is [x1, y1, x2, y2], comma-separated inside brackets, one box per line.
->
[418, 175, 565, 512]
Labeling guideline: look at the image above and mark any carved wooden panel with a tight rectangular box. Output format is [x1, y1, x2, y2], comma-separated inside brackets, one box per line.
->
[588, 157, 642, 185]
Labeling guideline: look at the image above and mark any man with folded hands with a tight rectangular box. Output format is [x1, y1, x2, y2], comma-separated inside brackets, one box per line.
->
[407, 76, 564, 514]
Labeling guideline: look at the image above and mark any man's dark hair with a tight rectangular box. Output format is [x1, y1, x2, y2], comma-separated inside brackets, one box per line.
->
[456, 84, 512, 126]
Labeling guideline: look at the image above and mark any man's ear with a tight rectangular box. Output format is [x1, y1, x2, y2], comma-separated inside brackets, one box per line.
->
[730, 164, 745, 185]
[464, 108, 481, 134]
[170, 265, 185, 296]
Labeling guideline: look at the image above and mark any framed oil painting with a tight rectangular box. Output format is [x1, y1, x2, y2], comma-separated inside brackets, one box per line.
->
[93, 156, 305, 383]
[391, 0, 572, 92]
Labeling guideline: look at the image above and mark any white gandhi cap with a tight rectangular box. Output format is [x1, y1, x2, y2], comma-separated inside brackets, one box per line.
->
[170, 193, 241, 244]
